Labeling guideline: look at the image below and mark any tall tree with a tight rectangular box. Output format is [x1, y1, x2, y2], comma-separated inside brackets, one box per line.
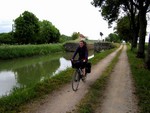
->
[123, 0, 139, 49]
[106, 33, 120, 43]
[14, 11, 40, 44]
[132, 0, 150, 58]
[91, 0, 150, 57]
[116, 16, 132, 42]
[91, 0, 139, 49]
[38, 20, 60, 43]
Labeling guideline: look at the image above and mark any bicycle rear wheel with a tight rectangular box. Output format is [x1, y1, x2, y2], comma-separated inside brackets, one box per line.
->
[72, 70, 80, 91]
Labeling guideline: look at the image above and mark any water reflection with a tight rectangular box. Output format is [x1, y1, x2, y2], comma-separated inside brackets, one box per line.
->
[0, 51, 94, 97]
[0, 71, 18, 96]
[53, 57, 71, 76]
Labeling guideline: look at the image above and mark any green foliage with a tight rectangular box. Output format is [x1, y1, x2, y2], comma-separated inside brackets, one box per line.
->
[105, 33, 121, 43]
[1, 11, 68, 44]
[92, 0, 121, 26]
[59, 34, 72, 43]
[14, 11, 40, 44]
[13, 11, 61, 44]
[101, 0, 120, 25]
[92, 0, 149, 58]
[71, 32, 79, 40]
[38, 20, 60, 44]
[0, 32, 15, 44]
[0, 44, 64, 59]
[116, 16, 132, 42]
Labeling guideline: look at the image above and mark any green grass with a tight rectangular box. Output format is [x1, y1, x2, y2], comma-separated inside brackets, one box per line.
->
[0, 44, 118, 113]
[127, 46, 150, 113]
[76, 46, 122, 113]
[0, 44, 64, 59]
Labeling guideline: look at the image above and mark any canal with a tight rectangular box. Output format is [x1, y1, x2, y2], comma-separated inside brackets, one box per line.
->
[0, 51, 94, 97]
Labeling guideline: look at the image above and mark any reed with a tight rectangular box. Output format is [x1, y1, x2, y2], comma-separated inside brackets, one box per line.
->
[0, 44, 64, 59]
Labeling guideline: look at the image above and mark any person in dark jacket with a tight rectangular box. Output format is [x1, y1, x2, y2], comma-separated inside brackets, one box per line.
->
[71, 40, 88, 78]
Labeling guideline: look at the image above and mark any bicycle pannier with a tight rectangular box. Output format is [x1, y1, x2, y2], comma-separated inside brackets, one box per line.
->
[71, 60, 80, 68]
[86, 62, 91, 73]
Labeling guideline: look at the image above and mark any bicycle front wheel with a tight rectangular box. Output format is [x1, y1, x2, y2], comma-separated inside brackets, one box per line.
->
[72, 70, 80, 91]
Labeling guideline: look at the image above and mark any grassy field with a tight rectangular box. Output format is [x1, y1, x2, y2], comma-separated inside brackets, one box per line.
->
[0, 44, 118, 113]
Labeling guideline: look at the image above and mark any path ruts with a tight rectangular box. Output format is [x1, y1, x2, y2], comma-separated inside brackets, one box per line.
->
[96, 45, 138, 113]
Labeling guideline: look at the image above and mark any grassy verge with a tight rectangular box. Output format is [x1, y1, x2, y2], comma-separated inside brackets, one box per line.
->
[76, 46, 122, 113]
[0, 44, 64, 59]
[0, 44, 119, 113]
[127, 45, 150, 113]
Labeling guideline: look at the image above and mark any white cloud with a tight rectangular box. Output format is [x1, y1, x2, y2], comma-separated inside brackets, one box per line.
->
[0, 0, 115, 40]
[0, 20, 12, 33]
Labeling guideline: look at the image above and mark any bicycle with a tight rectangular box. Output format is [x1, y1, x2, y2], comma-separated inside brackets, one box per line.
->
[71, 60, 89, 91]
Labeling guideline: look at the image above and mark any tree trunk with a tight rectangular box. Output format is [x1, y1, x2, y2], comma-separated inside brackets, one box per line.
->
[131, 25, 139, 49]
[137, 9, 147, 58]
[129, 1, 139, 50]
[145, 34, 150, 70]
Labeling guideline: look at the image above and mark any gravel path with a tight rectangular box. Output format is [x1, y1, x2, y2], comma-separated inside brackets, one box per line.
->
[96, 45, 138, 113]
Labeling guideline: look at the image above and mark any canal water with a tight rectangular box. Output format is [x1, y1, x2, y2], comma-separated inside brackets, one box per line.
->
[0, 51, 94, 97]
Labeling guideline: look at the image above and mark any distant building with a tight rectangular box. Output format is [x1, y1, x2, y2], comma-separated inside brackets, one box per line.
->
[78, 32, 86, 40]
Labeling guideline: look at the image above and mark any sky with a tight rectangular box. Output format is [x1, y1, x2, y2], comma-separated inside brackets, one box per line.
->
[0, 0, 149, 41]
[0, 0, 115, 40]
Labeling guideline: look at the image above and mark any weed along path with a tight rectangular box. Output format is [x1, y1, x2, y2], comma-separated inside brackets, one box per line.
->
[96, 45, 138, 113]
[21, 45, 122, 113]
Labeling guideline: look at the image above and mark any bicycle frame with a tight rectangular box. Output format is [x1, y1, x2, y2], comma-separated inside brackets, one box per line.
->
[71, 60, 87, 91]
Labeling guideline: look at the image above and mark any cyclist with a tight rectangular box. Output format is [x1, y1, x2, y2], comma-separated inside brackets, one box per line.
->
[71, 40, 88, 79]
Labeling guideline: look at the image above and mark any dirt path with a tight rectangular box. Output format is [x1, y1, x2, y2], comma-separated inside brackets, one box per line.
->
[21, 45, 122, 113]
[96, 45, 138, 113]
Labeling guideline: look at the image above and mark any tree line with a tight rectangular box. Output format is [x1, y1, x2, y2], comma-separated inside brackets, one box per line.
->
[91, 0, 150, 69]
[0, 11, 79, 44]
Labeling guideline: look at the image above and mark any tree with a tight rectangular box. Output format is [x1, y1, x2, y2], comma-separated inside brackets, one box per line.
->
[91, 0, 139, 49]
[14, 11, 40, 44]
[59, 34, 72, 43]
[71, 32, 79, 40]
[91, 0, 150, 58]
[115, 16, 132, 42]
[0, 32, 15, 44]
[38, 20, 60, 43]
[106, 33, 120, 43]
[122, 0, 139, 49]
[133, 0, 150, 58]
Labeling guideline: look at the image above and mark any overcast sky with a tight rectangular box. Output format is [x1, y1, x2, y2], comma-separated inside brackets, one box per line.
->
[0, 0, 149, 41]
[0, 0, 115, 40]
